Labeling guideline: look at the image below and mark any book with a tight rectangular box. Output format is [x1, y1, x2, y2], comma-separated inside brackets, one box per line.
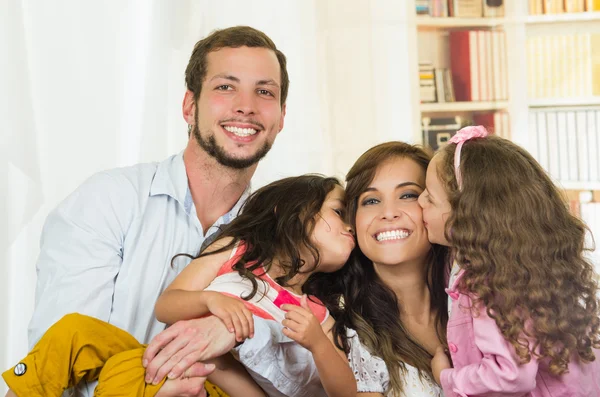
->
[483, 0, 505, 17]
[449, 30, 480, 101]
[451, 0, 483, 17]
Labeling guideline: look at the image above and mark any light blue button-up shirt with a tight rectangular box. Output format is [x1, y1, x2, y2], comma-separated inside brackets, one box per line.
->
[27, 152, 249, 396]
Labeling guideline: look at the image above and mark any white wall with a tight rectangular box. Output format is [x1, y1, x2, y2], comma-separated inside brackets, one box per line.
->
[1, 0, 417, 391]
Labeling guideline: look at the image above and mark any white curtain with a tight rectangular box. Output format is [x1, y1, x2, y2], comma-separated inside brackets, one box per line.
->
[1, 0, 417, 390]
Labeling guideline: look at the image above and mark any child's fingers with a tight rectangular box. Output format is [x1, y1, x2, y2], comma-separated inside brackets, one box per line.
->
[230, 311, 245, 342]
[219, 312, 235, 334]
[282, 324, 299, 340]
[283, 309, 308, 325]
[280, 304, 311, 318]
[236, 310, 251, 340]
[243, 309, 254, 338]
[281, 318, 298, 332]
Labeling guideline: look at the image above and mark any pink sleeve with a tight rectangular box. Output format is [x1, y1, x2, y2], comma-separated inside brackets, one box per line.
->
[441, 308, 539, 397]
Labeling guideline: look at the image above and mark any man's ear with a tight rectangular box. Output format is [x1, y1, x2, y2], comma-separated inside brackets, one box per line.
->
[182, 90, 196, 125]
[278, 103, 286, 133]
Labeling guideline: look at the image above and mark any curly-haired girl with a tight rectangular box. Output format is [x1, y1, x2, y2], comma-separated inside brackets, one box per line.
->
[419, 126, 600, 396]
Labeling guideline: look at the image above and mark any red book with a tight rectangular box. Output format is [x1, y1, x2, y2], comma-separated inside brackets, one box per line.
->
[449, 30, 480, 101]
[473, 112, 495, 133]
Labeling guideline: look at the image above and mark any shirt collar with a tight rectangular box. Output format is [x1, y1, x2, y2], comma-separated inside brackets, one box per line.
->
[149, 150, 252, 228]
[447, 263, 466, 293]
[149, 151, 188, 207]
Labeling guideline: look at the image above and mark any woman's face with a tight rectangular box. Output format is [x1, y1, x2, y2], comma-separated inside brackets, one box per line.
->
[418, 153, 452, 247]
[354, 157, 431, 268]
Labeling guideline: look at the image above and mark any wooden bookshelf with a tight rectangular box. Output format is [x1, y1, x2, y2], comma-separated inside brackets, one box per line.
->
[525, 11, 600, 24]
[416, 16, 508, 28]
[528, 97, 600, 108]
[420, 101, 510, 113]
[564, 189, 600, 202]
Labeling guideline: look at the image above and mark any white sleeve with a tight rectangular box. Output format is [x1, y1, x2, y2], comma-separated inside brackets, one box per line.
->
[347, 328, 390, 394]
[28, 172, 133, 347]
[234, 317, 328, 397]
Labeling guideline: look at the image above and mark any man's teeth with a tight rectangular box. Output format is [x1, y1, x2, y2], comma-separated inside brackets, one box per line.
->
[376, 230, 410, 241]
[224, 126, 258, 136]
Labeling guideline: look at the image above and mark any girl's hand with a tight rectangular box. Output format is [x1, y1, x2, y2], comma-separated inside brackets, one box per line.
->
[431, 345, 452, 385]
[281, 295, 328, 352]
[204, 291, 254, 342]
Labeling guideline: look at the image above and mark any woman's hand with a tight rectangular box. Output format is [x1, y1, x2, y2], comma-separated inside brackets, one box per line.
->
[204, 292, 254, 342]
[431, 345, 452, 385]
[281, 295, 329, 352]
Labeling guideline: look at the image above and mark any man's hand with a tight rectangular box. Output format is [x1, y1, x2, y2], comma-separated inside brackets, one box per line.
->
[143, 316, 236, 385]
[156, 375, 207, 397]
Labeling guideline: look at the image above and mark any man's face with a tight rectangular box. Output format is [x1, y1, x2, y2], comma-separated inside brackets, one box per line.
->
[189, 46, 286, 169]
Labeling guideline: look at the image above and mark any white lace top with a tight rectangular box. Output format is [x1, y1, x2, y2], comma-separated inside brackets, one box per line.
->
[347, 329, 443, 397]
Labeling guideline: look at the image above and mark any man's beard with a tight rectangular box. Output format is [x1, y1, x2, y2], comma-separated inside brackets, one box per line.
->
[192, 123, 272, 170]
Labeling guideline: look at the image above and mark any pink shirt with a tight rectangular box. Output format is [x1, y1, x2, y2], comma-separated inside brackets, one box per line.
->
[442, 269, 600, 397]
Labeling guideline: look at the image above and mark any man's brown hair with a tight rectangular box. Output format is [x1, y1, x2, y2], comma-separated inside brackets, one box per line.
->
[185, 26, 289, 106]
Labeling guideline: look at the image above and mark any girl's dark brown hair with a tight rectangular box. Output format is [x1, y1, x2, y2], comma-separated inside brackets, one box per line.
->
[174, 174, 341, 300]
[306, 142, 449, 395]
[438, 135, 600, 375]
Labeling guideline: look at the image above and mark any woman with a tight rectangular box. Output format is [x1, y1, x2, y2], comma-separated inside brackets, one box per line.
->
[309, 141, 449, 396]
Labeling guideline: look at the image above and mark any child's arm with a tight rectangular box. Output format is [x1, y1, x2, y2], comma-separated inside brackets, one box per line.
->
[281, 296, 357, 397]
[154, 238, 254, 341]
[205, 353, 266, 397]
[436, 303, 539, 397]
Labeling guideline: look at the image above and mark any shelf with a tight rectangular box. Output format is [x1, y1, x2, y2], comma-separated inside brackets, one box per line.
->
[420, 101, 509, 112]
[558, 181, 600, 191]
[525, 12, 600, 24]
[528, 97, 600, 108]
[415, 16, 507, 28]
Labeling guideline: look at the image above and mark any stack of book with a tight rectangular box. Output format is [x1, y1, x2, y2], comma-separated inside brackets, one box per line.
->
[420, 63, 456, 104]
[448, 29, 509, 102]
[529, 108, 600, 185]
[420, 63, 436, 103]
[527, 34, 600, 99]
[416, 0, 431, 15]
[416, 0, 505, 17]
[529, 0, 600, 14]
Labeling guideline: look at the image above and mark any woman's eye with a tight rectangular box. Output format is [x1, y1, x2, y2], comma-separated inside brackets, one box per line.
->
[400, 192, 419, 200]
[333, 208, 344, 217]
[361, 198, 379, 206]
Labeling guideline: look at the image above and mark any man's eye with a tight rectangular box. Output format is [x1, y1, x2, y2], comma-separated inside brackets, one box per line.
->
[258, 89, 274, 96]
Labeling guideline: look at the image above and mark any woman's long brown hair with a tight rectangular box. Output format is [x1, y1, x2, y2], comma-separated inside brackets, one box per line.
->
[306, 142, 449, 395]
[438, 135, 600, 375]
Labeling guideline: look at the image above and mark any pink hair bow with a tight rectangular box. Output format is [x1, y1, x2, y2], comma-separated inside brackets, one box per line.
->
[449, 125, 489, 189]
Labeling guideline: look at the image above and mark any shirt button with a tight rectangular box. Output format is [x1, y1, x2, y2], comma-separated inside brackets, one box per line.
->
[448, 343, 458, 353]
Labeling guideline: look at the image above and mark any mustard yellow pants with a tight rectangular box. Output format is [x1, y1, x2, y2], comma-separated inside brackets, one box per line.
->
[2, 313, 228, 397]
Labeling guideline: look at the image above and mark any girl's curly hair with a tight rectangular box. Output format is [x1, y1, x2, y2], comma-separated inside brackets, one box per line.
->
[438, 135, 600, 375]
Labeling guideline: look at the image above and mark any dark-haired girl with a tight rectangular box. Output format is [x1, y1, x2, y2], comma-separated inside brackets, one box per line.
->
[4, 175, 357, 397]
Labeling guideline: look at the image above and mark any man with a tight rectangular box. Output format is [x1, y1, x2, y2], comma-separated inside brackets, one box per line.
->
[24, 25, 288, 396]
